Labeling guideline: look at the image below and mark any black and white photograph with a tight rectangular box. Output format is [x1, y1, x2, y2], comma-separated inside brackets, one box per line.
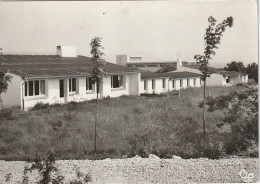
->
[0, 0, 258, 183]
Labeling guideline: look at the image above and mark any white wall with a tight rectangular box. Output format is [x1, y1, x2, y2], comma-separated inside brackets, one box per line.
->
[1, 73, 22, 109]
[141, 78, 168, 94]
[130, 73, 141, 95]
[23, 77, 98, 110]
[103, 74, 130, 98]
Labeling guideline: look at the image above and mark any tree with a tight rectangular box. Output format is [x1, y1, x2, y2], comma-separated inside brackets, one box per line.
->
[90, 37, 106, 153]
[0, 52, 12, 111]
[224, 61, 246, 73]
[194, 16, 233, 143]
[246, 62, 258, 82]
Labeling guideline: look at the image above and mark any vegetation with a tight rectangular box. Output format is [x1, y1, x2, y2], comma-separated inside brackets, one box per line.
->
[0, 63, 12, 111]
[0, 85, 257, 160]
[203, 87, 258, 156]
[223, 61, 258, 83]
[22, 149, 91, 184]
[156, 64, 176, 73]
[90, 37, 106, 153]
[224, 61, 246, 73]
[194, 16, 234, 142]
[246, 62, 258, 82]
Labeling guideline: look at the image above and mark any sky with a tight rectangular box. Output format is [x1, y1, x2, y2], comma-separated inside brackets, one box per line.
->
[0, 0, 258, 67]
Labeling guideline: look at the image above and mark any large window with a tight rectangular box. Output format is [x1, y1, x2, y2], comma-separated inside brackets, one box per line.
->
[86, 77, 94, 91]
[69, 78, 77, 92]
[152, 79, 155, 90]
[25, 80, 45, 97]
[144, 80, 147, 91]
[172, 80, 175, 88]
[162, 78, 165, 89]
[111, 75, 124, 88]
[187, 79, 189, 86]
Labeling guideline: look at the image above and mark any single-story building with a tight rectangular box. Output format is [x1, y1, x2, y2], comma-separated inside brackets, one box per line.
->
[1, 46, 141, 110]
[176, 59, 248, 86]
[140, 71, 202, 94]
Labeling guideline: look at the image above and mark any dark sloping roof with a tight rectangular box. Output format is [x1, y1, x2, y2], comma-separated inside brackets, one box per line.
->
[183, 64, 245, 76]
[217, 70, 244, 76]
[166, 71, 202, 79]
[0, 55, 140, 79]
[141, 71, 169, 79]
[182, 64, 219, 73]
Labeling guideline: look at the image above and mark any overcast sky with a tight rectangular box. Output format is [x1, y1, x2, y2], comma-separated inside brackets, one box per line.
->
[0, 0, 258, 67]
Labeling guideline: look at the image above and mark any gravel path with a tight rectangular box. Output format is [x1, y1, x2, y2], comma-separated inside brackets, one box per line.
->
[0, 155, 258, 183]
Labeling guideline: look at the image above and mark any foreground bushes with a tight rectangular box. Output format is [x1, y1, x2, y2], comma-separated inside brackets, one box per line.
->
[0, 86, 257, 160]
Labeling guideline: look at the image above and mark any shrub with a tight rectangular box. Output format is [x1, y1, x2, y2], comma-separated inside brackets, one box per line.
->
[32, 102, 49, 110]
[203, 87, 258, 156]
[0, 109, 13, 120]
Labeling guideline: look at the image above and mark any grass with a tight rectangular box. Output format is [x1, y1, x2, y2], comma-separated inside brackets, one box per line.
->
[0, 85, 253, 160]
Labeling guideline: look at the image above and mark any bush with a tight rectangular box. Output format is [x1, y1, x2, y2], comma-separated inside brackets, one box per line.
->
[0, 109, 13, 120]
[32, 102, 49, 110]
[204, 87, 258, 156]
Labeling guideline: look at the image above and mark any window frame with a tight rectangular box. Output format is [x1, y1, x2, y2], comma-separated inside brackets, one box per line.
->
[24, 80, 46, 97]
[69, 78, 77, 93]
[162, 78, 165, 89]
[144, 80, 147, 91]
[86, 77, 94, 92]
[152, 79, 155, 90]
[111, 75, 124, 89]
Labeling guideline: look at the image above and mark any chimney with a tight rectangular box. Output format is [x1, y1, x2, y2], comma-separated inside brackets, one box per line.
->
[57, 46, 77, 57]
[176, 58, 182, 70]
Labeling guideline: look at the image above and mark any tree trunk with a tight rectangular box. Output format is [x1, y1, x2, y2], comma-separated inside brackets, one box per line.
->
[202, 79, 206, 146]
[0, 93, 4, 112]
[94, 83, 98, 154]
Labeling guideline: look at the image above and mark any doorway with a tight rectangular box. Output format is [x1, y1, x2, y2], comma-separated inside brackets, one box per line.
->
[59, 79, 64, 98]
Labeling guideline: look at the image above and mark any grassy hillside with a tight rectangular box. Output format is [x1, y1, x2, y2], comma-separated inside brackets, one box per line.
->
[0, 85, 256, 160]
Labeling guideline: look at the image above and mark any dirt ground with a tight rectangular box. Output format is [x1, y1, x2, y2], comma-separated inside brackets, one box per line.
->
[0, 155, 258, 183]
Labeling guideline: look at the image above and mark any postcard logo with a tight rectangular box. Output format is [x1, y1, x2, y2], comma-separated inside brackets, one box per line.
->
[239, 169, 255, 183]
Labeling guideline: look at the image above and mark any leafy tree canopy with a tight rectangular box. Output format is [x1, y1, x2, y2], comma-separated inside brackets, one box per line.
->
[224, 61, 246, 73]
[246, 62, 258, 82]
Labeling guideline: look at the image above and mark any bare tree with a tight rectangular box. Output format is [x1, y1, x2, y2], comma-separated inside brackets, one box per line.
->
[90, 37, 106, 153]
[194, 16, 234, 143]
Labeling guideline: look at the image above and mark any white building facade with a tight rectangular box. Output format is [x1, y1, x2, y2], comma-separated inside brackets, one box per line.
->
[1, 46, 141, 110]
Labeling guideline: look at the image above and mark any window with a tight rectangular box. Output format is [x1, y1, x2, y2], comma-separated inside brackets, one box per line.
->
[162, 78, 165, 89]
[180, 79, 182, 87]
[193, 78, 196, 86]
[147, 64, 157, 67]
[172, 80, 175, 88]
[69, 78, 77, 92]
[86, 77, 93, 91]
[187, 79, 189, 86]
[144, 80, 147, 90]
[226, 77, 230, 83]
[111, 75, 124, 88]
[152, 79, 155, 90]
[29, 81, 34, 96]
[25, 80, 45, 97]
[40, 80, 45, 95]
